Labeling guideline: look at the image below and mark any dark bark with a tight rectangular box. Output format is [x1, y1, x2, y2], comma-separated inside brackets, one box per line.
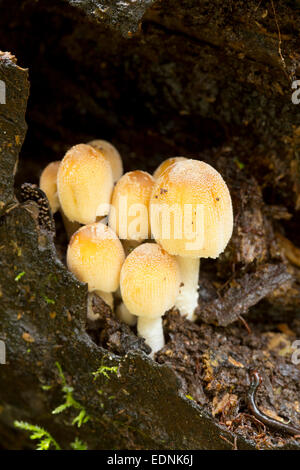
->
[0, 52, 29, 214]
[0, 202, 257, 450]
[196, 263, 292, 327]
[63, 0, 155, 36]
[0, 0, 299, 450]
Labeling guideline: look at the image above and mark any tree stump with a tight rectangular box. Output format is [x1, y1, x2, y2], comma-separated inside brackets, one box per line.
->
[0, 0, 299, 450]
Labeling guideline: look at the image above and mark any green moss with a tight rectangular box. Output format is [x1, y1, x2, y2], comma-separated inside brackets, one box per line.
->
[53, 362, 90, 428]
[14, 421, 61, 450]
[41, 294, 55, 305]
[92, 360, 119, 380]
[14, 271, 25, 282]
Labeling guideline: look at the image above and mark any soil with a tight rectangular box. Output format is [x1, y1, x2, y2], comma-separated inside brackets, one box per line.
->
[85, 288, 300, 449]
[0, 0, 299, 450]
[47, 147, 300, 449]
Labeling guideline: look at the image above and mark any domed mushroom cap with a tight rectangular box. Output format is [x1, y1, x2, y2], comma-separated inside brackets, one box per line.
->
[57, 144, 113, 225]
[88, 139, 123, 183]
[109, 170, 154, 241]
[120, 243, 180, 318]
[39, 161, 61, 213]
[153, 156, 186, 180]
[67, 223, 125, 293]
[150, 159, 233, 258]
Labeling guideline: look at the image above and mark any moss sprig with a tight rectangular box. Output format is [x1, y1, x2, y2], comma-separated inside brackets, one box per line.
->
[14, 421, 61, 450]
[53, 362, 90, 428]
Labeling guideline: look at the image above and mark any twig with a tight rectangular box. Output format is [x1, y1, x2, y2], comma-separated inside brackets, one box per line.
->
[270, 0, 289, 80]
[196, 263, 291, 327]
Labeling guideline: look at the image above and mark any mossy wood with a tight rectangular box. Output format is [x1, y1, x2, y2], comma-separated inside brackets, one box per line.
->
[0, 0, 299, 450]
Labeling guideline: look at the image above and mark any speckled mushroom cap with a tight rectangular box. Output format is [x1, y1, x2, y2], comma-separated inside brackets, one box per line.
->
[109, 170, 154, 241]
[67, 222, 125, 293]
[150, 159, 233, 258]
[120, 243, 180, 318]
[39, 161, 61, 214]
[153, 156, 186, 180]
[88, 139, 123, 183]
[57, 144, 113, 225]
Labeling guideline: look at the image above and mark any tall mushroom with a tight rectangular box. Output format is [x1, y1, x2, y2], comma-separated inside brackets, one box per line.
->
[108, 170, 155, 325]
[88, 139, 123, 183]
[67, 222, 125, 319]
[120, 243, 180, 357]
[57, 144, 113, 226]
[150, 159, 233, 321]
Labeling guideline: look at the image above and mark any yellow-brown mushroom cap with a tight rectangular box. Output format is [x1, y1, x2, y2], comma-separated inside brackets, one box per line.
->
[150, 159, 233, 258]
[88, 139, 123, 183]
[153, 156, 186, 180]
[57, 144, 113, 225]
[109, 170, 154, 241]
[39, 161, 61, 213]
[120, 243, 180, 318]
[67, 222, 125, 293]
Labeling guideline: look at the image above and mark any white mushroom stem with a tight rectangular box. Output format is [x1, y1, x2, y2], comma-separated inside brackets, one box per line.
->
[137, 316, 164, 358]
[116, 302, 137, 326]
[174, 257, 200, 321]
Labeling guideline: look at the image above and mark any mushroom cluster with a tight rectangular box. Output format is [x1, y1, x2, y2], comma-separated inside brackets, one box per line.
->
[40, 141, 233, 357]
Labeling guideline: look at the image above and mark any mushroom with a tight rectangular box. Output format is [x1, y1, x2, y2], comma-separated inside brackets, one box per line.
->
[150, 159, 233, 321]
[88, 139, 123, 183]
[109, 170, 154, 251]
[120, 243, 180, 357]
[115, 301, 137, 326]
[153, 156, 186, 180]
[39, 161, 61, 214]
[108, 170, 154, 325]
[39, 160, 81, 238]
[57, 144, 113, 226]
[67, 222, 125, 319]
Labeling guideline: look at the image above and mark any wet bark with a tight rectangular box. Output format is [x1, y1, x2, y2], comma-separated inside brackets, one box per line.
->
[0, 0, 299, 450]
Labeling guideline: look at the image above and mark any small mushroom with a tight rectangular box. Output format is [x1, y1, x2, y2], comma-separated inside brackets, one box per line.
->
[67, 222, 125, 318]
[120, 243, 180, 357]
[57, 144, 113, 225]
[88, 139, 123, 183]
[39, 160, 80, 237]
[153, 156, 186, 180]
[39, 161, 61, 214]
[150, 159, 233, 321]
[115, 301, 137, 326]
